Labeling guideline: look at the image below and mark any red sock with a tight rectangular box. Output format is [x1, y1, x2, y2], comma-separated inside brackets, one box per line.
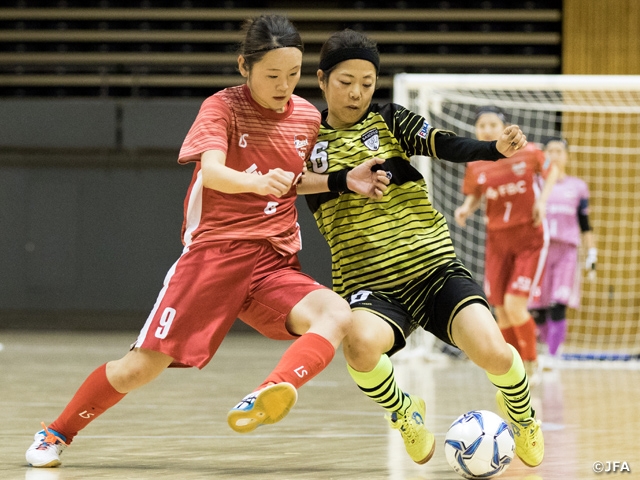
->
[500, 326, 519, 349]
[512, 317, 538, 362]
[260, 333, 335, 390]
[49, 364, 126, 443]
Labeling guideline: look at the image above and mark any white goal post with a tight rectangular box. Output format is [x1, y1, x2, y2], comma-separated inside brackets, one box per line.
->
[393, 74, 640, 362]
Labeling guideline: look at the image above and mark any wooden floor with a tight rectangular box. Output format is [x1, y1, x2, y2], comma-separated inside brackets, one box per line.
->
[1, 331, 639, 480]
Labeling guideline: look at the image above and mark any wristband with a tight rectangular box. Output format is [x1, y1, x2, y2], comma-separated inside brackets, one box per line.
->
[327, 169, 353, 193]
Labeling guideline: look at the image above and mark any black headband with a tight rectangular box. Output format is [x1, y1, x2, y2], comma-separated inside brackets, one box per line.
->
[474, 106, 508, 125]
[545, 136, 569, 148]
[318, 47, 380, 73]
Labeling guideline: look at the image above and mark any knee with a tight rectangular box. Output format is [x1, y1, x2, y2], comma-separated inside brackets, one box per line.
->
[107, 360, 145, 393]
[305, 297, 353, 340]
[471, 337, 513, 374]
[503, 300, 529, 325]
[106, 351, 169, 393]
[325, 302, 353, 338]
[343, 330, 386, 372]
[502, 304, 518, 322]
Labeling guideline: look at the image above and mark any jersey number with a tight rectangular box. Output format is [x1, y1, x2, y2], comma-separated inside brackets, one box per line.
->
[309, 141, 329, 173]
[155, 307, 176, 339]
[503, 201, 512, 223]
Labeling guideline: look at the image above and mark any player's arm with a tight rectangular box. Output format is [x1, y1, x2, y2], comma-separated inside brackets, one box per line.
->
[201, 150, 294, 198]
[583, 230, 597, 269]
[532, 161, 559, 226]
[391, 104, 525, 162]
[454, 194, 482, 227]
[297, 158, 389, 199]
[578, 197, 597, 274]
[435, 125, 527, 161]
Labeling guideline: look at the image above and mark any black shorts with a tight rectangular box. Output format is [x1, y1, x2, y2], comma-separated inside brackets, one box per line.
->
[347, 261, 490, 356]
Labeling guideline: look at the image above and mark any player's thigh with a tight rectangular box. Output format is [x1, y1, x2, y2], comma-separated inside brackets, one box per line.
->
[549, 244, 579, 305]
[484, 233, 513, 306]
[427, 274, 490, 347]
[346, 290, 412, 362]
[507, 230, 545, 298]
[450, 302, 512, 375]
[136, 241, 255, 368]
[239, 263, 332, 341]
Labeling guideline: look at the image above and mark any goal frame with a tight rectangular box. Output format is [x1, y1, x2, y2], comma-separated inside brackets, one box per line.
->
[392, 73, 640, 366]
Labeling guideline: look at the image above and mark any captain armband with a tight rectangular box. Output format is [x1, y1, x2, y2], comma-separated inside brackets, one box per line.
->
[327, 169, 354, 193]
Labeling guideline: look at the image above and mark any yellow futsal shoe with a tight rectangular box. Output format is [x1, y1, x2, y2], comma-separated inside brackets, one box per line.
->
[496, 391, 544, 467]
[386, 394, 435, 464]
[227, 382, 297, 434]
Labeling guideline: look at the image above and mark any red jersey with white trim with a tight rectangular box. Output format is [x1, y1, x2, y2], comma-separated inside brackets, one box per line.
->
[178, 84, 320, 254]
[462, 143, 549, 231]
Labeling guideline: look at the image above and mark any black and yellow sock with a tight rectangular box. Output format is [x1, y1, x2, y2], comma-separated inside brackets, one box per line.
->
[487, 344, 534, 422]
[347, 354, 412, 414]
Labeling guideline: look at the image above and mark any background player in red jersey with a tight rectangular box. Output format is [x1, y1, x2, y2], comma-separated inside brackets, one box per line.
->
[24, 15, 385, 469]
[455, 106, 559, 380]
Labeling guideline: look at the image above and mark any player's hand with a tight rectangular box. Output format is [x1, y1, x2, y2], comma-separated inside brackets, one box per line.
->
[256, 168, 295, 197]
[454, 205, 470, 227]
[496, 125, 527, 157]
[347, 158, 390, 199]
[532, 200, 546, 226]
[585, 248, 597, 280]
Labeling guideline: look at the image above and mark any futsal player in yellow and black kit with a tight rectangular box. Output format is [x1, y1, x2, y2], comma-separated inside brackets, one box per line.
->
[297, 29, 544, 468]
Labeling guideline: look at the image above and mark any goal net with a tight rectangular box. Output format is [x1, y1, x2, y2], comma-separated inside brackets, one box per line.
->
[393, 74, 640, 362]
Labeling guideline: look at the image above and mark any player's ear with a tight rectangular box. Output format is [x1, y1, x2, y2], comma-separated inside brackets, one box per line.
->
[238, 56, 249, 78]
[317, 69, 326, 91]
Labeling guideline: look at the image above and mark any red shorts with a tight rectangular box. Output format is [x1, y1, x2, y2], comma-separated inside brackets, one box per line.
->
[134, 239, 326, 368]
[484, 224, 548, 307]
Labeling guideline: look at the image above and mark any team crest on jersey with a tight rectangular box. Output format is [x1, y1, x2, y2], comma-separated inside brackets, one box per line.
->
[477, 172, 487, 185]
[417, 120, 429, 139]
[294, 134, 309, 159]
[361, 128, 379, 151]
[512, 161, 526, 176]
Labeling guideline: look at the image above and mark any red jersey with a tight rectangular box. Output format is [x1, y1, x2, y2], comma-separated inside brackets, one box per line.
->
[462, 143, 550, 231]
[178, 84, 320, 254]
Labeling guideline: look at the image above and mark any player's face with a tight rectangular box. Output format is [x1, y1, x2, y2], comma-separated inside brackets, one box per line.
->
[544, 140, 568, 169]
[319, 59, 377, 128]
[474, 113, 505, 141]
[240, 47, 302, 113]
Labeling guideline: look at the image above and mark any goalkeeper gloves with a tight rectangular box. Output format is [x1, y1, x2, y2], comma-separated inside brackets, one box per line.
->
[585, 247, 597, 280]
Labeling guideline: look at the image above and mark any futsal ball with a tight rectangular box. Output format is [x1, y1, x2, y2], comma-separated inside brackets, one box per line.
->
[444, 410, 515, 479]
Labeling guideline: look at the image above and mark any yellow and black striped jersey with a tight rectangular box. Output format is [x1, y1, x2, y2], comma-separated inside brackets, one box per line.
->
[305, 102, 502, 298]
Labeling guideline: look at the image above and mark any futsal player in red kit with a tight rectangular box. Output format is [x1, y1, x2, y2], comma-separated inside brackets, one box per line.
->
[455, 106, 558, 381]
[25, 15, 387, 468]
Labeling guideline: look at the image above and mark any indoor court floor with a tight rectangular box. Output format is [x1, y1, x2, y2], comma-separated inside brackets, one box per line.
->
[1, 330, 638, 480]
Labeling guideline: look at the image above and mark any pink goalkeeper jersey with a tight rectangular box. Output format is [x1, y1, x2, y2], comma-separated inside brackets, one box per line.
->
[546, 175, 590, 246]
[178, 84, 320, 255]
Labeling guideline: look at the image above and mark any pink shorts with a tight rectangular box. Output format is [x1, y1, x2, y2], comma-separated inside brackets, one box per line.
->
[529, 240, 580, 310]
[134, 239, 326, 368]
[484, 224, 548, 307]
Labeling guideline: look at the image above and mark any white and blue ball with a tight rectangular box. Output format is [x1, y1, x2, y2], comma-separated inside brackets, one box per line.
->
[444, 410, 515, 479]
